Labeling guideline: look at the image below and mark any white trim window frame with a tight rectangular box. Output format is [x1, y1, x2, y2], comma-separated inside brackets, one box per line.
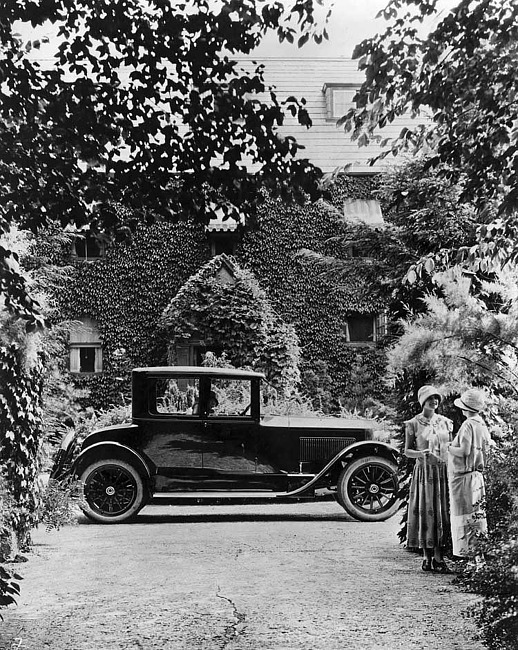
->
[322, 83, 358, 121]
[69, 317, 103, 374]
[69, 343, 103, 374]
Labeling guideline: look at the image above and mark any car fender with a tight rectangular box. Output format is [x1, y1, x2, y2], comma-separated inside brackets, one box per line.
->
[72, 442, 154, 480]
[336, 440, 400, 466]
[284, 440, 399, 498]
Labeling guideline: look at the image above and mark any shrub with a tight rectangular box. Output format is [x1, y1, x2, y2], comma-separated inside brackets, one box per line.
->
[456, 434, 518, 650]
[0, 565, 22, 614]
[38, 477, 85, 532]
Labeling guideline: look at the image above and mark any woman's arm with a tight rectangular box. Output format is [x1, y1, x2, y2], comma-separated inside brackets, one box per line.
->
[448, 423, 472, 458]
[404, 422, 428, 459]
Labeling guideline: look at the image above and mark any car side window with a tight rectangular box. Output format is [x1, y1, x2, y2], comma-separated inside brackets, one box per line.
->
[155, 378, 199, 415]
[209, 378, 252, 417]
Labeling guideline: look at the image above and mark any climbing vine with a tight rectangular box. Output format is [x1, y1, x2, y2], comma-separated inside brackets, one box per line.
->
[0, 342, 43, 549]
[160, 256, 301, 394]
[50, 175, 390, 410]
[237, 176, 390, 408]
[56, 220, 210, 406]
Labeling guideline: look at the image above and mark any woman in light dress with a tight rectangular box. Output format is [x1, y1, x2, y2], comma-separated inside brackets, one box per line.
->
[448, 389, 491, 558]
[404, 385, 453, 572]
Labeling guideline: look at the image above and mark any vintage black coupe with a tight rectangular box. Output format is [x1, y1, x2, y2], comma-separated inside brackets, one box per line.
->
[51, 367, 400, 523]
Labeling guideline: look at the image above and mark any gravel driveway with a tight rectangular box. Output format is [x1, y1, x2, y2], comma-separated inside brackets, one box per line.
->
[0, 501, 484, 650]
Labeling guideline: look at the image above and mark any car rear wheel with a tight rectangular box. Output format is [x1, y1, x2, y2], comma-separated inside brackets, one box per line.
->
[337, 456, 399, 522]
[80, 459, 146, 524]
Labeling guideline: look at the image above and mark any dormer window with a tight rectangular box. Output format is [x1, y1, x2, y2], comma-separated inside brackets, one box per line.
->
[322, 83, 358, 120]
[209, 232, 237, 257]
[206, 210, 243, 258]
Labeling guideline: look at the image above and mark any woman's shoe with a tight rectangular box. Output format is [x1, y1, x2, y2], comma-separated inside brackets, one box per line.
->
[432, 559, 452, 574]
[422, 559, 432, 572]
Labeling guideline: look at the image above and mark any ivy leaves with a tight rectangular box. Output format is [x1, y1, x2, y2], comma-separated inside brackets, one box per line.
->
[0, 344, 43, 548]
[160, 255, 301, 393]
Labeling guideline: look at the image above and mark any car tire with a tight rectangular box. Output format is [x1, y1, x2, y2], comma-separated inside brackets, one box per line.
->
[337, 456, 399, 522]
[80, 458, 146, 524]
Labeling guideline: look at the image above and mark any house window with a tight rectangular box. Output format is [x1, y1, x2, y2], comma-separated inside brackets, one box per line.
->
[345, 313, 387, 345]
[72, 234, 105, 261]
[322, 83, 358, 120]
[69, 317, 103, 373]
[209, 233, 237, 257]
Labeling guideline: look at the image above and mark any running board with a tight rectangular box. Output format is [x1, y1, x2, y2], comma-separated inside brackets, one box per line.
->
[153, 491, 300, 500]
[150, 489, 336, 504]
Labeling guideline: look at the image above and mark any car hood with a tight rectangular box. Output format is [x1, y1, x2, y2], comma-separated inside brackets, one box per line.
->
[260, 415, 374, 430]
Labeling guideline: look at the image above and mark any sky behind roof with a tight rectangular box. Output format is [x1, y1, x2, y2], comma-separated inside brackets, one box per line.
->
[253, 0, 390, 58]
[17, 1, 391, 62]
[19, 0, 455, 64]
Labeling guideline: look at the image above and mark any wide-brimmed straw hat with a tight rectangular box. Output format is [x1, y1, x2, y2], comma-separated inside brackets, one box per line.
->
[454, 389, 486, 413]
[418, 385, 442, 407]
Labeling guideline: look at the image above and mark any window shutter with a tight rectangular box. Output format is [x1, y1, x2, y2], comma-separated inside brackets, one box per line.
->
[70, 347, 80, 373]
[376, 313, 388, 340]
[94, 348, 103, 373]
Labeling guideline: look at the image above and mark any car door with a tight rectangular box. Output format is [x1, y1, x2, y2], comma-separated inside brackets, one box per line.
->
[198, 377, 288, 491]
[139, 374, 207, 491]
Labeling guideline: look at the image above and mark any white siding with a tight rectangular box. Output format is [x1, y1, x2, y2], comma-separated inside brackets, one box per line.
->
[236, 57, 428, 173]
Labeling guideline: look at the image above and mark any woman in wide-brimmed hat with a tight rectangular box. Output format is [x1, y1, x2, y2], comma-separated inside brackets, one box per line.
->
[404, 385, 454, 573]
[448, 389, 491, 558]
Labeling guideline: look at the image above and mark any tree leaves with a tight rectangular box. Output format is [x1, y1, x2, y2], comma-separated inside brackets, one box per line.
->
[344, 0, 518, 221]
[1, 0, 327, 327]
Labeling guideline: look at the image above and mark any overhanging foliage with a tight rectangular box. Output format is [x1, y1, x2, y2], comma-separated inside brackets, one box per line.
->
[1, 0, 328, 328]
[341, 0, 518, 271]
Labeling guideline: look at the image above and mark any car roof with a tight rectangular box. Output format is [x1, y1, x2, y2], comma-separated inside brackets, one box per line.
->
[132, 366, 265, 379]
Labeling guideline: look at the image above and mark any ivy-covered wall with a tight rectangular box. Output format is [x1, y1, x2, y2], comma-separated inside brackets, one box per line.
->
[57, 221, 210, 406]
[53, 175, 391, 411]
[237, 175, 390, 408]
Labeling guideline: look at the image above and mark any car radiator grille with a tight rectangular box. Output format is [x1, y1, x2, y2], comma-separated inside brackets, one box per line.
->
[300, 437, 356, 462]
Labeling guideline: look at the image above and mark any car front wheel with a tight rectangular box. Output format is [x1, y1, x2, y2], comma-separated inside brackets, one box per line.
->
[80, 459, 146, 524]
[337, 456, 399, 522]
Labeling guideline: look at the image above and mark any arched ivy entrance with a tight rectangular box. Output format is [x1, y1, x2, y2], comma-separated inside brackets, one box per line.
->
[160, 255, 301, 395]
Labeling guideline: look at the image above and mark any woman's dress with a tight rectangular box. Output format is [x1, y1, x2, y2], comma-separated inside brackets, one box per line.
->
[406, 413, 453, 549]
[448, 414, 490, 556]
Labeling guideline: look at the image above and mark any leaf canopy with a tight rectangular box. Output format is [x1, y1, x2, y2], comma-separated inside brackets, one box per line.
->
[0, 0, 327, 326]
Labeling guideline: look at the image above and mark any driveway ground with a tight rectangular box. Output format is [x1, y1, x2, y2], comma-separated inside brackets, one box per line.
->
[0, 501, 484, 650]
